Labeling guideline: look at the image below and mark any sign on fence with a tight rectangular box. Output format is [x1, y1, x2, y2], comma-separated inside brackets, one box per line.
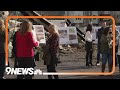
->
[33, 25, 46, 44]
[57, 27, 78, 44]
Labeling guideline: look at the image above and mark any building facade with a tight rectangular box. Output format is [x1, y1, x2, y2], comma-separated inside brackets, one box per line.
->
[65, 11, 84, 24]
[5, 11, 120, 25]
[65, 11, 120, 25]
[65, 11, 99, 26]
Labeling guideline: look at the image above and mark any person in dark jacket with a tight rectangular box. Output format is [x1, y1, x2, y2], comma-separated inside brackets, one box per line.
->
[100, 27, 112, 73]
[96, 22, 107, 66]
[42, 24, 59, 79]
[116, 32, 120, 73]
[0, 19, 6, 79]
[12, 30, 19, 68]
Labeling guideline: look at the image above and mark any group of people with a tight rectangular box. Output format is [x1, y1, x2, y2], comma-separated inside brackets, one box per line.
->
[0, 19, 120, 79]
[85, 21, 120, 73]
[13, 21, 60, 79]
[0, 20, 60, 79]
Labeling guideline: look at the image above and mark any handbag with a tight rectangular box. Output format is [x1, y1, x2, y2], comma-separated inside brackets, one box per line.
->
[42, 45, 51, 61]
[34, 51, 40, 61]
[52, 53, 61, 64]
[42, 44, 61, 64]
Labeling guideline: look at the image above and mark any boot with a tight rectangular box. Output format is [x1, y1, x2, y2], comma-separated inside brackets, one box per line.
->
[102, 64, 106, 73]
[108, 64, 112, 72]
[89, 62, 94, 66]
[86, 63, 89, 67]
[54, 75, 59, 79]
[48, 75, 53, 79]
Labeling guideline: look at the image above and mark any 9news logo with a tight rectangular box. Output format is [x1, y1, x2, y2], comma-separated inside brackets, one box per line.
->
[5, 67, 43, 75]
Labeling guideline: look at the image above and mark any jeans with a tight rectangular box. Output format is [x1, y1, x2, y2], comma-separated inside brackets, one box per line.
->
[85, 41, 93, 65]
[86, 50, 92, 64]
[117, 55, 120, 70]
[102, 52, 112, 65]
[97, 49, 100, 63]
[97, 44, 101, 63]
[115, 53, 118, 66]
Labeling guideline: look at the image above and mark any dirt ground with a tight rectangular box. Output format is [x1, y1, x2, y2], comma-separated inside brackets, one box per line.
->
[5, 44, 120, 79]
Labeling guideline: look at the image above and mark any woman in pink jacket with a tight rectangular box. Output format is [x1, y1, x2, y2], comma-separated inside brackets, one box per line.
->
[16, 21, 39, 79]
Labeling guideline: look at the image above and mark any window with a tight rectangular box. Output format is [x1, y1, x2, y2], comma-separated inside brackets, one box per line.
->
[76, 18, 82, 20]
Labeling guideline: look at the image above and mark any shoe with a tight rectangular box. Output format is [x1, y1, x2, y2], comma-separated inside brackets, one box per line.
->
[2, 77, 6, 79]
[86, 63, 89, 67]
[57, 61, 61, 64]
[96, 63, 100, 66]
[89, 62, 94, 66]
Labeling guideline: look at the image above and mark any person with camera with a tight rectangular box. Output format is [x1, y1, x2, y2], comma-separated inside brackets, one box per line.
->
[100, 27, 113, 73]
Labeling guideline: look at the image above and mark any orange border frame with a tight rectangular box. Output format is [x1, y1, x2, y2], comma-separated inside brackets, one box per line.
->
[6, 16, 115, 75]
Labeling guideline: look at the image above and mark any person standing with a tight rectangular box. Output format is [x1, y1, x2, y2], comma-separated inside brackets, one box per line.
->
[96, 22, 107, 66]
[100, 27, 112, 73]
[12, 30, 18, 68]
[42, 24, 59, 79]
[16, 21, 39, 79]
[0, 20, 6, 79]
[116, 33, 120, 73]
[85, 24, 94, 67]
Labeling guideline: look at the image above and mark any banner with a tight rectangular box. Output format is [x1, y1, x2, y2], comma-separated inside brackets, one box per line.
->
[57, 27, 78, 44]
[33, 25, 46, 44]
